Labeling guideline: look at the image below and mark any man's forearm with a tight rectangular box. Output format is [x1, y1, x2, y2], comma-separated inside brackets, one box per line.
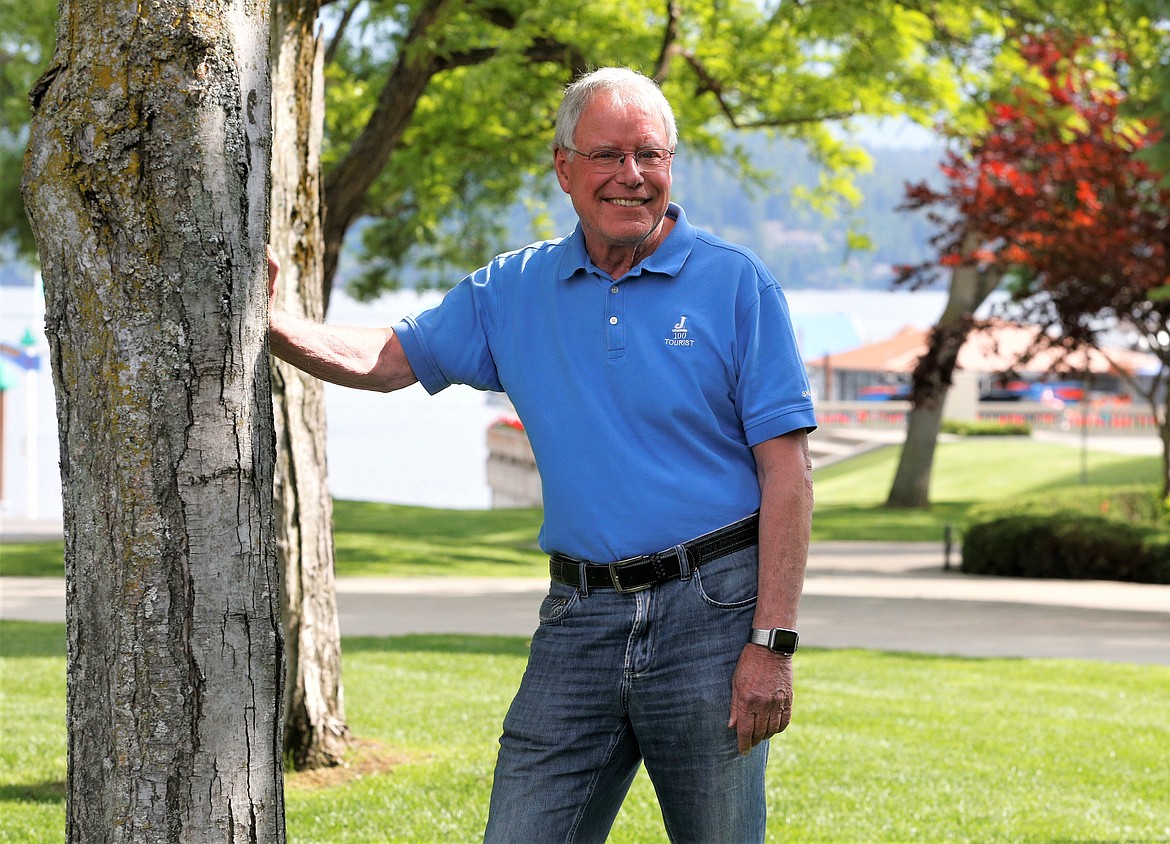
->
[751, 431, 813, 630]
[269, 310, 417, 393]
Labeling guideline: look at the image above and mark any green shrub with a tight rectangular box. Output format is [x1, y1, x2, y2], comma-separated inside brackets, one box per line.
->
[941, 419, 1032, 436]
[961, 484, 1170, 584]
[961, 513, 1168, 583]
[1143, 535, 1170, 582]
[965, 484, 1163, 527]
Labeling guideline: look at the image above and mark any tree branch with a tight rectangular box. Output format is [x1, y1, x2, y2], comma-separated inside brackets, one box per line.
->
[323, 0, 361, 66]
[434, 36, 585, 75]
[652, 0, 682, 82]
[321, 0, 587, 300]
[674, 47, 857, 128]
[651, 0, 856, 131]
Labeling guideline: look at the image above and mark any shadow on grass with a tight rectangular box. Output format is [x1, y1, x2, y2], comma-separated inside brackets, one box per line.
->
[1031, 453, 1161, 490]
[0, 623, 534, 662]
[342, 633, 531, 658]
[811, 502, 972, 542]
[333, 501, 543, 542]
[0, 622, 65, 658]
[0, 542, 64, 578]
[0, 780, 66, 805]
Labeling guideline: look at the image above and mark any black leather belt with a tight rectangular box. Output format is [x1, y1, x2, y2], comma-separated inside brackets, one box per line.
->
[548, 512, 759, 594]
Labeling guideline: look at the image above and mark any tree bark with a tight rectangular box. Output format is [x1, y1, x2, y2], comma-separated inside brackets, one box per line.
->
[270, 0, 350, 769]
[884, 323, 963, 508]
[886, 238, 1001, 509]
[22, 1, 285, 841]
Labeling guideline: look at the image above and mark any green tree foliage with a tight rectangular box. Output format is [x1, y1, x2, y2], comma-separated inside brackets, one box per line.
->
[1, 0, 56, 255]
[896, 31, 1170, 494]
[1114, 0, 1170, 176]
[6, 0, 1163, 295]
[320, 0, 1109, 300]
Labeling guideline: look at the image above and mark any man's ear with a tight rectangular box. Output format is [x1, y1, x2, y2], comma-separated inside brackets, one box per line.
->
[553, 148, 573, 194]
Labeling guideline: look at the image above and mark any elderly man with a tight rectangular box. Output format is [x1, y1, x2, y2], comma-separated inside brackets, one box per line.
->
[269, 67, 815, 843]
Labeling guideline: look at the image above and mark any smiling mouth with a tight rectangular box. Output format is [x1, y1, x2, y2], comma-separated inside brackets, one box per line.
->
[608, 198, 648, 207]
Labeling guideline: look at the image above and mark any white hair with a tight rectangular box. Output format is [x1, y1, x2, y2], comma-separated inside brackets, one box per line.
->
[553, 67, 678, 152]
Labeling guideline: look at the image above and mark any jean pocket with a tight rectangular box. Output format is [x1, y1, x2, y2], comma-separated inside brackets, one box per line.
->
[694, 545, 759, 609]
[537, 583, 579, 625]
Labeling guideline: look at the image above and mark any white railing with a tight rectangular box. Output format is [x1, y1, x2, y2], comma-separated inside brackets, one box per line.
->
[815, 401, 1159, 434]
[815, 401, 912, 430]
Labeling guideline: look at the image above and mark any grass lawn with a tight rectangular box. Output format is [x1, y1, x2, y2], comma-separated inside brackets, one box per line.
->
[2, 621, 1168, 842]
[1, 436, 1159, 578]
[1, 436, 1165, 839]
[809, 436, 1160, 542]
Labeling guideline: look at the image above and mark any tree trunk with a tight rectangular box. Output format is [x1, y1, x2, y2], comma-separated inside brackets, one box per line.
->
[887, 390, 947, 508]
[886, 239, 1001, 508]
[1151, 382, 1170, 500]
[270, 0, 350, 769]
[22, 2, 285, 841]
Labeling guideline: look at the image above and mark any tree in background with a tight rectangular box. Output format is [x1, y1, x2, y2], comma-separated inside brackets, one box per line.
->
[1118, 0, 1170, 177]
[22, 0, 284, 840]
[271, 0, 351, 770]
[319, 0, 1064, 301]
[885, 232, 1002, 508]
[964, 35, 1170, 493]
[0, 0, 56, 257]
[888, 29, 1170, 506]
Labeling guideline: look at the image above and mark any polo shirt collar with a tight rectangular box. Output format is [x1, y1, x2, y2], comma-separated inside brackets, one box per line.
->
[556, 202, 696, 282]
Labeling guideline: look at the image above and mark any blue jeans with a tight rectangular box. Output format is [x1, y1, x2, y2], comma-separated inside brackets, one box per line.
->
[483, 545, 767, 843]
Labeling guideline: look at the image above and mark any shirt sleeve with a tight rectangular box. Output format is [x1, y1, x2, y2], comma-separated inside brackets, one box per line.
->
[392, 271, 504, 395]
[735, 275, 818, 446]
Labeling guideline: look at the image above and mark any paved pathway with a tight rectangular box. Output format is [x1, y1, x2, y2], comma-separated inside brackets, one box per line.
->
[4, 540, 1167, 665]
[4, 429, 1166, 664]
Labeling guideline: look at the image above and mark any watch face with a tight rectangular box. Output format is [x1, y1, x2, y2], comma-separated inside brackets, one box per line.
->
[770, 629, 798, 654]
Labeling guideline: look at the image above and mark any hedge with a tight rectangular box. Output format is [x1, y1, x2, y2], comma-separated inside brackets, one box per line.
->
[941, 419, 1033, 437]
[965, 484, 1163, 526]
[960, 485, 1170, 584]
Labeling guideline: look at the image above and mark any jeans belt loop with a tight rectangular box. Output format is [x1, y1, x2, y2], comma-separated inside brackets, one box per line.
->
[675, 544, 693, 580]
[577, 560, 590, 598]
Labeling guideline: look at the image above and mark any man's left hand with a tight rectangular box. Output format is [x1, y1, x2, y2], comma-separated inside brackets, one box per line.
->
[728, 644, 794, 754]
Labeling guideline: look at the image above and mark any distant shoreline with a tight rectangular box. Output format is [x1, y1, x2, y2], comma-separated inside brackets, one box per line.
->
[2, 287, 951, 517]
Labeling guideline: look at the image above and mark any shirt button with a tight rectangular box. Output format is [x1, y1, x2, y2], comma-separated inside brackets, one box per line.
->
[609, 316, 619, 325]
[611, 286, 619, 294]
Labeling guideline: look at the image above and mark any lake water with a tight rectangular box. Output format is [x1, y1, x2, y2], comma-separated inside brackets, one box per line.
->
[1, 284, 948, 518]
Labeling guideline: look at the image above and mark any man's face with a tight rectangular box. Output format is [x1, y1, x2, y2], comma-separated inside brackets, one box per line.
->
[554, 92, 673, 266]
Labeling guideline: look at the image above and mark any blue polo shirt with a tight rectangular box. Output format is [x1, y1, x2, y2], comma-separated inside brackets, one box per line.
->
[394, 203, 816, 562]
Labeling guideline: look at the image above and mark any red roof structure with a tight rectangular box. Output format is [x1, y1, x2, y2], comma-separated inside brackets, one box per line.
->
[815, 321, 1158, 378]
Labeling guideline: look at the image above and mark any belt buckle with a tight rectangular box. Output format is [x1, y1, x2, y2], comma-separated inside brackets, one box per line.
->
[607, 558, 653, 593]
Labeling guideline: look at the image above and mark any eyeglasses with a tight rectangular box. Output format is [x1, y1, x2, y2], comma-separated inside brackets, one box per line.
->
[562, 146, 675, 173]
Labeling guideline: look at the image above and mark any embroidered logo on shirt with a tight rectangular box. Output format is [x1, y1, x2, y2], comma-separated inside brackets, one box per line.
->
[665, 315, 696, 347]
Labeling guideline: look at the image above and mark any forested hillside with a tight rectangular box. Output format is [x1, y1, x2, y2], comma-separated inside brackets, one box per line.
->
[442, 132, 949, 293]
[675, 135, 946, 290]
[4, 134, 946, 294]
[528, 132, 947, 291]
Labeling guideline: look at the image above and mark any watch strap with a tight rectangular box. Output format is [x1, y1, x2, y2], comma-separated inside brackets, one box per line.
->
[749, 627, 799, 655]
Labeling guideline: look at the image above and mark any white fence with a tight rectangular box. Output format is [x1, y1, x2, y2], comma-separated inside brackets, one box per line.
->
[815, 401, 1160, 434]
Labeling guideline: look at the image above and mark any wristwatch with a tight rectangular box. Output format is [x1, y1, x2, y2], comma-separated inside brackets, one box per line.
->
[749, 627, 799, 656]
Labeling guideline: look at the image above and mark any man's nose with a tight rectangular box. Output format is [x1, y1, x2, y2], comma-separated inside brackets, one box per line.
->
[615, 155, 645, 182]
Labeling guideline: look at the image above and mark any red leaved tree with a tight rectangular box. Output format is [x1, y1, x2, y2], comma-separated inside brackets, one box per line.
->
[890, 32, 1170, 504]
